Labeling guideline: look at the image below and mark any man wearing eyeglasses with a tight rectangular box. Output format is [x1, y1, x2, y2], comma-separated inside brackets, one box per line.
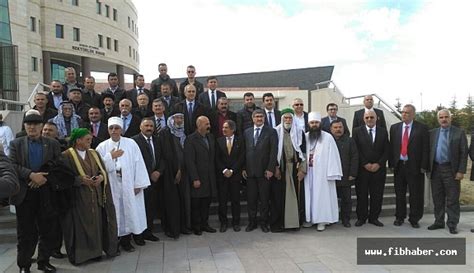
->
[321, 103, 350, 136]
[292, 98, 309, 132]
[352, 110, 389, 227]
[178, 65, 204, 100]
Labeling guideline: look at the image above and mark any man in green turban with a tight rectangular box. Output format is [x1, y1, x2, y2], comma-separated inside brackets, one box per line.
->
[61, 128, 119, 264]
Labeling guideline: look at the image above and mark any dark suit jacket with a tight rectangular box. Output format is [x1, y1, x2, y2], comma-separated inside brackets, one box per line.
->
[211, 110, 237, 137]
[172, 100, 211, 136]
[215, 135, 245, 182]
[469, 133, 474, 181]
[81, 121, 109, 149]
[126, 88, 152, 108]
[102, 87, 126, 106]
[46, 92, 68, 111]
[184, 132, 217, 198]
[82, 89, 102, 108]
[352, 126, 389, 168]
[8, 136, 62, 205]
[179, 79, 204, 99]
[243, 125, 278, 178]
[132, 133, 165, 177]
[133, 106, 153, 119]
[352, 108, 387, 131]
[264, 109, 281, 127]
[389, 121, 430, 173]
[62, 82, 84, 95]
[101, 107, 120, 123]
[334, 135, 359, 186]
[198, 90, 226, 110]
[157, 95, 180, 117]
[321, 116, 350, 136]
[429, 126, 468, 178]
[122, 115, 141, 138]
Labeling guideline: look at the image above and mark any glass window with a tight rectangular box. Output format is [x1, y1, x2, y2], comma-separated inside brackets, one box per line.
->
[113, 9, 117, 21]
[105, 4, 109, 17]
[128, 46, 131, 57]
[98, 34, 103, 47]
[0, 5, 9, 22]
[30, 17, 36, 32]
[128, 16, 130, 28]
[131, 20, 134, 31]
[55, 24, 64, 38]
[96, 0, 101, 14]
[73, 27, 80, 41]
[52, 63, 66, 81]
[31, 57, 38, 72]
[106, 37, 111, 49]
[114, 39, 118, 52]
[72, 0, 78, 6]
[132, 48, 135, 60]
[0, 22, 11, 44]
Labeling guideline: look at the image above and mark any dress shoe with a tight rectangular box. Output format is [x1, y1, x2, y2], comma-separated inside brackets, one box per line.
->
[143, 233, 160, 242]
[133, 236, 146, 246]
[393, 219, 404, 226]
[427, 223, 445, 230]
[355, 220, 365, 227]
[220, 223, 228, 233]
[165, 231, 179, 239]
[181, 228, 193, 235]
[106, 250, 120, 258]
[245, 223, 257, 232]
[369, 219, 384, 227]
[342, 221, 351, 228]
[409, 221, 420, 228]
[316, 224, 326, 231]
[19, 267, 30, 273]
[50, 251, 66, 259]
[202, 225, 217, 233]
[233, 225, 241, 232]
[121, 242, 135, 252]
[449, 227, 458, 234]
[37, 262, 56, 273]
[193, 229, 202, 236]
[261, 224, 270, 233]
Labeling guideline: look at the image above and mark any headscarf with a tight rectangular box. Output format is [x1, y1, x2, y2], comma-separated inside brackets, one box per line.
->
[167, 113, 186, 147]
[51, 101, 81, 139]
[70, 128, 90, 144]
[108, 116, 123, 129]
[275, 111, 304, 164]
[308, 112, 321, 122]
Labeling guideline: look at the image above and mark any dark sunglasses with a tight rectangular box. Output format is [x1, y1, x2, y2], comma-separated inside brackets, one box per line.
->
[365, 116, 375, 120]
[294, 103, 303, 106]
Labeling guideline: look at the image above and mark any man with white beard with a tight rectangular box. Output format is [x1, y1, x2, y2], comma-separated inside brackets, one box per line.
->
[96, 117, 150, 252]
[303, 112, 343, 231]
[272, 108, 306, 231]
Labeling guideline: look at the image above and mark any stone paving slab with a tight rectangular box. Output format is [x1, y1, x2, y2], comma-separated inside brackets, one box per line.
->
[1, 212, 473, 272]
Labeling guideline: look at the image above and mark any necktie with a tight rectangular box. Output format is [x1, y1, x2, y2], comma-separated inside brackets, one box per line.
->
[156, 117, 162, 133]
[268, 112, 273, 128]
[188, 102, 193, 123]
[92, 123, 98, 137]
[369, 128, 374, 144]
[165, 96, 170, 106]
[211, 91, 216, 109]
[436, 129, 449, 163]
[401, 125, 409, 157]
[254, 127, 260, 146]
[147, 137, 156, 168]
[227, 137, 232, 155]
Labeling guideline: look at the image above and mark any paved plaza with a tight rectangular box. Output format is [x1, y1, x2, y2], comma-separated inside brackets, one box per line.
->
[0, 212, 473, 273]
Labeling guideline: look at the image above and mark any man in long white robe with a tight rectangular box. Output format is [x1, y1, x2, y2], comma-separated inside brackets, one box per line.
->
[304, 112, 343, 231]
[96, 117, 150, 252]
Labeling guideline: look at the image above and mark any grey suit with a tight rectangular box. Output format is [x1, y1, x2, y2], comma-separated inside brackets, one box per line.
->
[429, 126, 468, 228]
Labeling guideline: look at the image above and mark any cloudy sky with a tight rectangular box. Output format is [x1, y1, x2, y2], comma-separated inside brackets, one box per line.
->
[133, 0, 474, 111]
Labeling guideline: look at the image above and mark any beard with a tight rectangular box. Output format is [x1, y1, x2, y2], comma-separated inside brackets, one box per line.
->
[175, 123, 184, 129]
[309, 126, 321, 142]
[283, 123, 291, 130]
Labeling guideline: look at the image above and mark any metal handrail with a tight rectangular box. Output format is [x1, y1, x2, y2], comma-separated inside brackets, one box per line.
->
[0, 98, 28, 111]
[26, 83, 50, 108]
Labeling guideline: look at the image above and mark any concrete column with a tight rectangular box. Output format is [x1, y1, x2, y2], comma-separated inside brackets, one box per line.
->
[42, 51, 51, 84]
[81, 56, 91, 80]
[116, 64, 124, 89]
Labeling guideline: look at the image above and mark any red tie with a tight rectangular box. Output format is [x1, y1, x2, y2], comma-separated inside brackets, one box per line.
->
[401, 125, 409, 157]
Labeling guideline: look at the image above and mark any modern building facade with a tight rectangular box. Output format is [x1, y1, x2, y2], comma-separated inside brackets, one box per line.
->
[5, 0, 139, 103]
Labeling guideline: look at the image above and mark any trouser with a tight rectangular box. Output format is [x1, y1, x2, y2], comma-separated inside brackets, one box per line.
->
[144, 181, 159, 234]
[178, 178, 191, 231]
[218, 178, 241, 226]
[394, 161, 425, 222]
[246, 177, 270, 225]
[269, 178, 284, 229]
[431, 163, 460, 228]
[337, 185, 352, 223]
[16, 190, 57, 268]
[356, 168, 386, 221]
[191, 197, 211, 231]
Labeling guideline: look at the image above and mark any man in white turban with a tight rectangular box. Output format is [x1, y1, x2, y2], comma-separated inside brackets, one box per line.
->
[303, 112, 343, 231]
[96, 117, 150, 252]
